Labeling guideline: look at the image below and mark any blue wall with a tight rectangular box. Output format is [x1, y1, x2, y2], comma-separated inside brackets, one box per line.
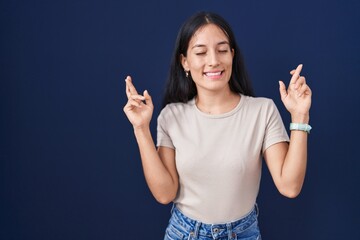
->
[1, 0, 359, 239]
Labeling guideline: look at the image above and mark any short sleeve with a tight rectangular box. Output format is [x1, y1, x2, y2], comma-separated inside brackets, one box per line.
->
[262, 100, 289, 153]
[156, 107, 175, 149]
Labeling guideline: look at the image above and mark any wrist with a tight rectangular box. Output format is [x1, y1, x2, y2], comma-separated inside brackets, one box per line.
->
[133, 125, 151, 135]
[291, 113, 310, 124]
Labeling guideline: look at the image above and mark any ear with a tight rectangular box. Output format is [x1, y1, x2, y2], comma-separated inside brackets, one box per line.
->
[231, 48, 235, 58]
[180, 54, 189, 71]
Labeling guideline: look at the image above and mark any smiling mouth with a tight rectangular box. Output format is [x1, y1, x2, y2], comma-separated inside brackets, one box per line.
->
[204, 71, 224, 77]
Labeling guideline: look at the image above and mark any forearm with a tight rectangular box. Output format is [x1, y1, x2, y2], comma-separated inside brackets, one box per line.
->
[133, 127, 177, 203]
[280, 114, 309, 196]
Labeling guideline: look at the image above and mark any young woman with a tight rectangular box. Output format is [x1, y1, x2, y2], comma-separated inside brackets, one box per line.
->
[123, 11, 311, 240]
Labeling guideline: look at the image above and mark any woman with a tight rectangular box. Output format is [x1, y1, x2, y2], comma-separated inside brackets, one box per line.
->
[123, 11, 311, 240]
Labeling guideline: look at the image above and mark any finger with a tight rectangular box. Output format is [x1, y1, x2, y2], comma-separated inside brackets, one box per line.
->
[143, 90, 153, 107]
[306, 85, 312, 96]
[290, 64, 303, 85]
[130, 94, 145, 101]
[123, 104, 129, 113]
[290, 69, 296, 75]
[297, 83, 309, 97]
[294, 76, 306, 90]
[123, 100, 135, 112]
[128, 98, 142, 108]
[125, 76, 139, 96]
[125, 76, 132, 98]
[278, 81, 288, 100]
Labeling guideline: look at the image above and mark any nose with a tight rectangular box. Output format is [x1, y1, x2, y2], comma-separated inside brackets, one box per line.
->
[207, 50, 220, 67]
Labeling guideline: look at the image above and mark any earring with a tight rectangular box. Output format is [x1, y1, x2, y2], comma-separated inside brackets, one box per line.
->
[185, 71, 189, 78]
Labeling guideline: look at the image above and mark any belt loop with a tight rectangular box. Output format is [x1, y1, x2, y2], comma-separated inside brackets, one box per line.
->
[255, 203, 259, 217]
[170, 203, 175, 215]
[226, 223, 232, 239]
[193, 221, 201, 239]
[188, 221, 201, 240]
[170, 203, 176, 215]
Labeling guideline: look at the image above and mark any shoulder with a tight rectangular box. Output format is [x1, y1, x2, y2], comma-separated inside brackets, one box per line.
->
[240, 95, 281, 121]
[158, 99, 195, 120]
[242, 95, 276, 109]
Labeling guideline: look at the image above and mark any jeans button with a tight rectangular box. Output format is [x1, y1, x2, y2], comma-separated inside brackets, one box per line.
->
[213, 228, 219, 233]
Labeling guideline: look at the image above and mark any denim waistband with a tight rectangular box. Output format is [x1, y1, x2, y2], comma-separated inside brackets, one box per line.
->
[170, 204, 259, 239]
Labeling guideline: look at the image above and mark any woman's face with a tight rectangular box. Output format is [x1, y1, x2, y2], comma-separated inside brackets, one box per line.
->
[181, 24, 234, 94]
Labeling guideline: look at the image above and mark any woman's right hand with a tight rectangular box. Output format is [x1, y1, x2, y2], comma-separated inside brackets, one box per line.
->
[123, 76, 154, 129]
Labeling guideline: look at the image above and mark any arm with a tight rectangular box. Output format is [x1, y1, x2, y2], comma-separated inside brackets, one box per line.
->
[123, 76, 178, 204]
[264, 64, 312, 198]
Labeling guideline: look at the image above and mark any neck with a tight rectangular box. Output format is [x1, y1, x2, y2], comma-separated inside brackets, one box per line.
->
[195, 89, 240, 115]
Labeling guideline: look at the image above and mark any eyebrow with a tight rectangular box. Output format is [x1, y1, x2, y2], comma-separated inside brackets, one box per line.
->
[191, 41, 230, 49]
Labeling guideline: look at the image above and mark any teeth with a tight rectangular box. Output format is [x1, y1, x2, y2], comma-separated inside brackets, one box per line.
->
[205, 71, 222, 76]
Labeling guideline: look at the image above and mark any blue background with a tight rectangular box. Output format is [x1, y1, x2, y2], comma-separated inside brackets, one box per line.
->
[1, 0, 360, 239]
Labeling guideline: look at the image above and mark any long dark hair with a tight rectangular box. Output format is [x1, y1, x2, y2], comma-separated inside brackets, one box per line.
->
[162, 11, 254, 108]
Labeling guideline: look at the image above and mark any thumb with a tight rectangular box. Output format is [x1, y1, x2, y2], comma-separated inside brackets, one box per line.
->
[279, 81, 287, 100]
[143, 90, 153, 107]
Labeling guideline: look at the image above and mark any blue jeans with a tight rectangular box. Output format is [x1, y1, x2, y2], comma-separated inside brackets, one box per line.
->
[164, 205, 261, 240]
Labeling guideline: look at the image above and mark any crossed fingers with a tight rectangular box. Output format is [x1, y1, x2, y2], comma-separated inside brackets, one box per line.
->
[289, 64, 310, 98]
[125, 76, 145, 107]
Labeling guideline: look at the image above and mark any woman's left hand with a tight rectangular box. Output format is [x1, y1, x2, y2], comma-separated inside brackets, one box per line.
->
[279, 64, 312, 122]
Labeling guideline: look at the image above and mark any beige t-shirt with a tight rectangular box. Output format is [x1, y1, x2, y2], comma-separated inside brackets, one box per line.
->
[157, 94, 289, 224]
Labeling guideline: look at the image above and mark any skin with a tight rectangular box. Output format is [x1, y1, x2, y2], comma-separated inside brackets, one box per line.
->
[123, 23, 312, 203]
[181, 24, 240, 114]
